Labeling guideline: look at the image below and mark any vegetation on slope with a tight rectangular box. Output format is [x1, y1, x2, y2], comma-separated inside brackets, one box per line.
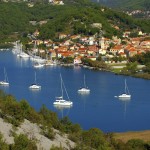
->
[0, 1, 150, 44]
[1, 90, 150, 149]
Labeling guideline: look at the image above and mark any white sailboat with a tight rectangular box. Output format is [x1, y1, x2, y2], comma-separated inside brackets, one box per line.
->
[0, 68, 9, 86]
[30, 41, 46, 63]
[53, 74, 73, 106]
[78, 74, 90, 93]
[17, 43, 30, 58]
[29, 72, 41, 90]
[115, 79, 131, 99]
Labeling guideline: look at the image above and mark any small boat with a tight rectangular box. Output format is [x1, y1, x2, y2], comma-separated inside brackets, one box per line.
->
[45, 60, 56, 66]
[19, 52, 30, 58]
[29, 84, 41, 89]
[17, 43, 30, 58]
[0, 68, 9, 86]
[78, 74, 90, 93]
[29, 72, 41, 90]
[115, 79, 131, 99]
[33, 63, 44, 68]
[53, 74, 73, 106]
[54, 104, 72, 110]
[53, 97, 73, 106]
[30, 41, 46, 63]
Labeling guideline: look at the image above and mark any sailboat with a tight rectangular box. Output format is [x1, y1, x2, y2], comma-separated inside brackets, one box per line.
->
[29, 72, 41, 90]
[116, 79, 131, 99]
[78, 74, 90, 93]
[30, 41, 46, 63]
[0, 68, 9, 86]
[53, 74, 73, 106]
[17, 43, 30, 58]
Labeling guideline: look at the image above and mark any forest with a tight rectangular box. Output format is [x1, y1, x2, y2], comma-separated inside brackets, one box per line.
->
[0, 0, 150, 44]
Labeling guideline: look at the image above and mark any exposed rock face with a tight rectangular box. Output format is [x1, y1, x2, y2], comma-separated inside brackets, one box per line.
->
[0, 118, 14, 144]
[0, 118, 75, 150]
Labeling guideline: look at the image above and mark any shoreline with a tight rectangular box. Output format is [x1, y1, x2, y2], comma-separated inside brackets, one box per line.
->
[61, 63, 150, 80]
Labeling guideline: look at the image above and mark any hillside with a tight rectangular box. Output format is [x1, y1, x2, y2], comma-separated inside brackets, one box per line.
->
[1, 88, 150, 149]
[0, 1, 150, 44]
[92, 0, 150, 10]
[0, 118, 75, 149]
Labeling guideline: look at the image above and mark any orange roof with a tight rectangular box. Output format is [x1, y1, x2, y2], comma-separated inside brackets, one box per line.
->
[78, 48, 87, 51]
[129, 47, 136, 51]
[88, 45, 98, 51]
[125, 44, 134, 49]
[119, 52, 125, 55]
[111, 45, 123, 50]
[131, 38, 141, 41]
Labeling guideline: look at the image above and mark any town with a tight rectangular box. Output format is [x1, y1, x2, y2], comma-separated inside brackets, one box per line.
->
[17, 28, 149, 68]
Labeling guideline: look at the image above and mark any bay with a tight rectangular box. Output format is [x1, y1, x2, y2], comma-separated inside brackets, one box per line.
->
[0, 50, 150, 132]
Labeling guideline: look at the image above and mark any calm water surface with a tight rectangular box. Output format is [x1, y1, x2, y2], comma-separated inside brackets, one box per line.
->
[0, 51, 150, 132]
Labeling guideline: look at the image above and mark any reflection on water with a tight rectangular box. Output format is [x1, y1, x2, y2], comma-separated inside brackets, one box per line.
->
[29, 88, 41, 92]
[118, 97, 131, 119]
[54, 105, 72, 110]
[78, 92, 89, 112]
[78, 91, 90, 95]
[54, 105, 72, 118]
[0, 85, 9, 93]
[15, 56, 30, 68]
[118, 97, 131, 101]
[29, 88, 41, 99]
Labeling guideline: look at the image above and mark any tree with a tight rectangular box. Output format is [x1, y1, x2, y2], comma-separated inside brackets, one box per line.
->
[63, 57, 74, 64]
[0, 132, 9, 150]
[81, 128, 111, 149]
[97, 54, 102, 61]
[19, 100, 31, 118]
[127, 139, 145, 150]
[143, 63, 150, 73]
[12, 134, 37, 150]
[125, 62, 138, 74]
[39, 105, 60, 129]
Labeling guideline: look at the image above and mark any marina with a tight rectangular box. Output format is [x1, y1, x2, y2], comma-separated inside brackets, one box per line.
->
[0, 50, 150, 132]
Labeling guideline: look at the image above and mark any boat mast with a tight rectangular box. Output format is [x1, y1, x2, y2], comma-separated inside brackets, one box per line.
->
[60, 74, 70, 100]
[125, 79, 127, 94]
[35, 72, 37, 84]
[4, 67, 8, 82]
[84, 74, 86, 88]
[125, 79, 130, 95]
[60, 74, 63, 98]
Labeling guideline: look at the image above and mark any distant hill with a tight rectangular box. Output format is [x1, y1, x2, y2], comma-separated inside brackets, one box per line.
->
[92, 0, 150, 10]
[0, 1, 150, 43]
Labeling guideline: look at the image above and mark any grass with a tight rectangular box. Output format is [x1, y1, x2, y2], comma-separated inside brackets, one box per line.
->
[114, 130, 150, 143]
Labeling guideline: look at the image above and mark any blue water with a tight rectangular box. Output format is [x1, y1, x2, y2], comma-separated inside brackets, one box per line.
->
[0, 50, 150, 132]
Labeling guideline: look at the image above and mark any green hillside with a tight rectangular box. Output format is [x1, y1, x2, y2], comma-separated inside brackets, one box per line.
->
[0, 1, 150, 43]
